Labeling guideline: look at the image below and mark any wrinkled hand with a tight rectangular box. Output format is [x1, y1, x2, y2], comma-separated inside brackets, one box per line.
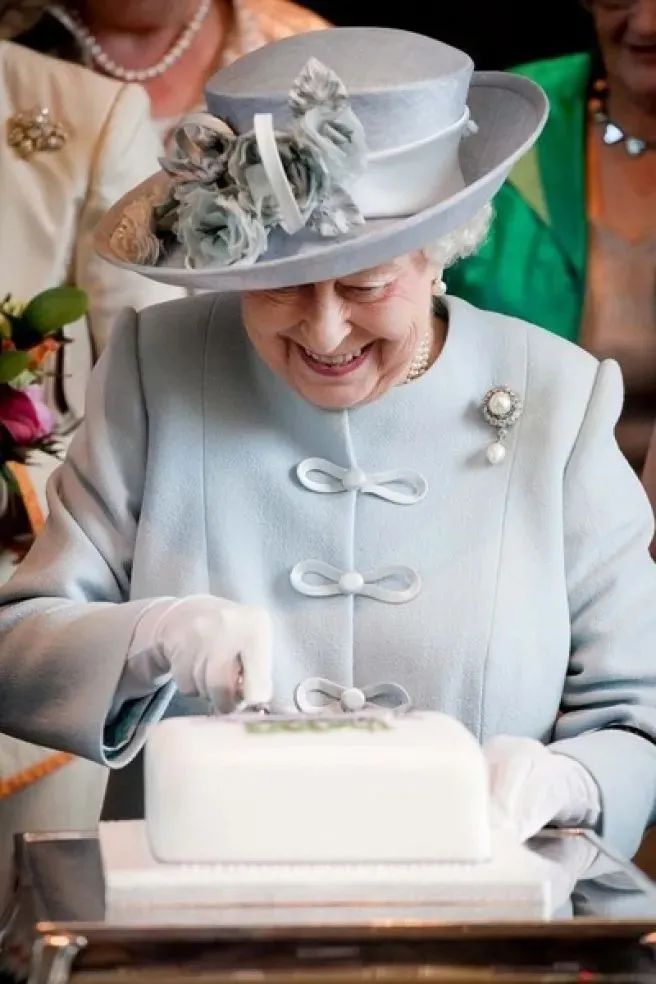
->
[485, 735, 601, 842]
[130, 594, 273, 712]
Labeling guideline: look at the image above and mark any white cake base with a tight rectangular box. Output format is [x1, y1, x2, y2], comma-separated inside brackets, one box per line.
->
[100, 820, 556, 922]
[144, 712, 491, 865]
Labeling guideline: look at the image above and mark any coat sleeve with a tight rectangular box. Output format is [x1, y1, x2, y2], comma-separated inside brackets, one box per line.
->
[549, 358, 656, 857]
[73, 82, 183, 356]
[0, 308, 174, 767]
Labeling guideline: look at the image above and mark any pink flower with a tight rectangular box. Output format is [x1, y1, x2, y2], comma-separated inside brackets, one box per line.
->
[0, 385, 54, 446]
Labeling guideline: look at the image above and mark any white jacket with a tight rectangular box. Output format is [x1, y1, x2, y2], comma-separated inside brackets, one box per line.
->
[0, 41, 181, 899]
[0, 40, 183, 516]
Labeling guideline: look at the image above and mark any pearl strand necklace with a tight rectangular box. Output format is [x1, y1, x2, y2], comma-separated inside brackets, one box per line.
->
[403, 289, 446, 384]
[49, 0, 212, 82]
[404, 330, 432, 382]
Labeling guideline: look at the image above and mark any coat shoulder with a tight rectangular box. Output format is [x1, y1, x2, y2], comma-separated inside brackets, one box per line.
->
[134, 292, 242, 362]
[450, 297, 603, 433]
[520, 310, 599, 384]
[248, 0, 331, 39]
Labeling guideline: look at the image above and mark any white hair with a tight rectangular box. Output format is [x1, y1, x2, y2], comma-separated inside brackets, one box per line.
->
[422, 204, 493, 271]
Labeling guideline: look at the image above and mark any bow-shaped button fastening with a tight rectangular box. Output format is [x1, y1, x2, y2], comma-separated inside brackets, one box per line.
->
[296, 457, 427, 505]
[294, 676, 412, 714]
[290, 560, 421, 604]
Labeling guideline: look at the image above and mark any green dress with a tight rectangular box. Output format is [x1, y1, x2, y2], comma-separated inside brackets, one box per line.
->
[447, 53, 591, 344]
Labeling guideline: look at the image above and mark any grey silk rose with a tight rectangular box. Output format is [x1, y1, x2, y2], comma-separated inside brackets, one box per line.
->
[176, 188, 268, 268]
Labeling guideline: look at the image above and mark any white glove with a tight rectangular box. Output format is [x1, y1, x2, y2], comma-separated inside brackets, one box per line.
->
[124, 594, 273, 712]
[530, 833, 599, 915]
[485, 735, 601, 842]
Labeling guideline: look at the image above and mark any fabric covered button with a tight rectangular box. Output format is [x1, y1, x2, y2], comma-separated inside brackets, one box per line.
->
[340, 687, 366, 712]
[341, 467, 367, 491]
[338, 571, 365, 594]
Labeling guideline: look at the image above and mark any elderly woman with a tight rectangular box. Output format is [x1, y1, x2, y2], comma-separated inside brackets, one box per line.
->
[0, 27, 655, 864]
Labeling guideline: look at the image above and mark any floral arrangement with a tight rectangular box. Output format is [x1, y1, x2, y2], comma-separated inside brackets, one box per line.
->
[110, 58, 368, 270]
[0, 287, 87, 487]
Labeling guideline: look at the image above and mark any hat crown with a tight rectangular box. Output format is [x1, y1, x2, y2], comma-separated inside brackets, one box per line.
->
[205, 27, 474, 153]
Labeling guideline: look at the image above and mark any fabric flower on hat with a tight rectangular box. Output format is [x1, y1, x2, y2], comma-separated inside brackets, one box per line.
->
[133, 57, 368, 270]
[109, 198, 161, 266]
[295, 106, 366, 184]
[289, 59, 367, 186]
[176, 187, 268, 268]
[160, 115, 237, 197]
[288, 56, 350, 115]
[229, 132, 329, 229]
[308, 187, 365, 237]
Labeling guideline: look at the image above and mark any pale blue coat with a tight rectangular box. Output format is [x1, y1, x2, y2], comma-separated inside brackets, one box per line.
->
[0, 293, 655, 858]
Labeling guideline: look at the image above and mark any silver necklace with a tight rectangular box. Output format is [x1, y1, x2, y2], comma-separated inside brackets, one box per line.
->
[49, 0, 212, 82]
[594, 109, 656, 157]
[591, 80, 656, 157]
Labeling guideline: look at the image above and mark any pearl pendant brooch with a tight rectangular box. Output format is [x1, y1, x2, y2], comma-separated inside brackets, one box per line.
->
[486, 441, 507, 465]
[481, 386, 523, 465]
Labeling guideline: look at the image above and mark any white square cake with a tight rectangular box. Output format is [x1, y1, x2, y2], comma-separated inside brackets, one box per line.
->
[144, 711, 491, 865]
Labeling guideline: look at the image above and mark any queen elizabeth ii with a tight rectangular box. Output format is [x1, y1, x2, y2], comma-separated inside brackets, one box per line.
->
[0, 27, 655, 861]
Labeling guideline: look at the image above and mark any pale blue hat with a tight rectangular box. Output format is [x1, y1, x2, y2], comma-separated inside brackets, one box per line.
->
[96, 27, 548, 291]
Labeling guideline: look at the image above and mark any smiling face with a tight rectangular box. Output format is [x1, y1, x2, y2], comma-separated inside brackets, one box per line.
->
[241, 252, 440, 409]
[591, 0, 656, 109]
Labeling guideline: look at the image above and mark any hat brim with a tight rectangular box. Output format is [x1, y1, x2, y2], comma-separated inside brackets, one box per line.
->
[94, 72, 547, 292]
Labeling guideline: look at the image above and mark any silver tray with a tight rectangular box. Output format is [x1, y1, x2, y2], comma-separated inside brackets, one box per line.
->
[1, 829, 656, 983]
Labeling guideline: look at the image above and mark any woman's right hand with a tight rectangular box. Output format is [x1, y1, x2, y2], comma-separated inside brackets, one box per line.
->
[130, 594, 273, 712]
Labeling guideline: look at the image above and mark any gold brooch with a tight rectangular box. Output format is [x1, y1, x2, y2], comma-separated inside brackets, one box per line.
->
[6, 107, 67, 158]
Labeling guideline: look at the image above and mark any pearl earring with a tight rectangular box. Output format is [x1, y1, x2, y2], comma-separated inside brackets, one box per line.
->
[432, 278, 447, 298]
[481, 387, 523, 465]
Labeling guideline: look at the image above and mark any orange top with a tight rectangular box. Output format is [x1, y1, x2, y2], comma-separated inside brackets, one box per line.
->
[581, 122, 656, 472]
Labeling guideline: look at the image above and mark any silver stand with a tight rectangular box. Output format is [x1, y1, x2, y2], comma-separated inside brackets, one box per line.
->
[27, 934, 86, 984]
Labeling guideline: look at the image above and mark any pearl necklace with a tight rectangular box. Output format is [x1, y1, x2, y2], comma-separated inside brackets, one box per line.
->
[404, 330, 432, 383]
[403, 294, 446, 384]
[49, 0, 212, 82]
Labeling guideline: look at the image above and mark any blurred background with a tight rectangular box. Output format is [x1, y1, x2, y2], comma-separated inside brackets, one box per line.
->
[301, 1, 595, 68]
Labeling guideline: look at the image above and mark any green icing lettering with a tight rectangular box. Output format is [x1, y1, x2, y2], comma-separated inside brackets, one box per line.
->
[244, 717, 391, 735]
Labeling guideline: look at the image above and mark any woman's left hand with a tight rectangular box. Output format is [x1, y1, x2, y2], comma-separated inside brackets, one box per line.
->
[530, 833, 600, 915]
[484, 736, 602, 842]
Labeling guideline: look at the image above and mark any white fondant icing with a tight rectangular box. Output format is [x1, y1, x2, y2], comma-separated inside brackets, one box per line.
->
[145, 711, 491, 865]
[100, 820, 555, 921]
